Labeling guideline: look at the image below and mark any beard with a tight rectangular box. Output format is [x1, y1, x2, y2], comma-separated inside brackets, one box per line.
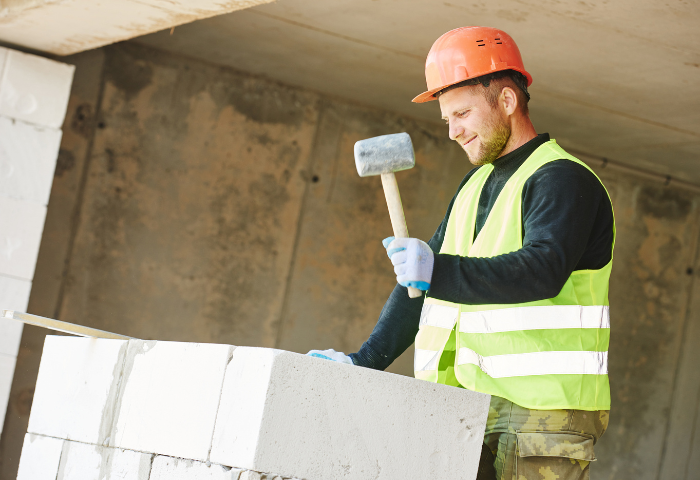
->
[465, 115, 511, 166]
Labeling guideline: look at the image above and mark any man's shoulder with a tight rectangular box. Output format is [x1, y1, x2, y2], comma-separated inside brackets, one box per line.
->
[527, 159, 604, 192]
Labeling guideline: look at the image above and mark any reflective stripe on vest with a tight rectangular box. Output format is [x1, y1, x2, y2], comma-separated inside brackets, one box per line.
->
[413, 139, 615, 411]
[459, 305, 609, 333]
[415, 348, 441, 372]
[457, 348, 608, 377]
[420, 304, 459, 329]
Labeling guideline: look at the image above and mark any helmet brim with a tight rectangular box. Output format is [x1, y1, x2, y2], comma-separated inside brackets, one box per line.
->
[412, 68, 533, 104]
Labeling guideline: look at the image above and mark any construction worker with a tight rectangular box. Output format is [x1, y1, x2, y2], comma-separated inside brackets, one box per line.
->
[309, 26, 614, 480]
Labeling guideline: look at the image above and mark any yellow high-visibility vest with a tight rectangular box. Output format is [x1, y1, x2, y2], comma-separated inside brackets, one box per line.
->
[414, 140, 614, 411]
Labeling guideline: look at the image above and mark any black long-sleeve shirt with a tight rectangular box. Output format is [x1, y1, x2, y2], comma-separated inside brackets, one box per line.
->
[349, 134, 614, 370]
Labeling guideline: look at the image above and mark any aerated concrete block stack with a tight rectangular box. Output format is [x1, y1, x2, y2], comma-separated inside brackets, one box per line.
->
[0, 47, 74, 435]
[20, 337, 490, 480]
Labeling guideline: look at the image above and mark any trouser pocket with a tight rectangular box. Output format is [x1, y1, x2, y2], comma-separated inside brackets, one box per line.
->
[514, 432, 595, 480]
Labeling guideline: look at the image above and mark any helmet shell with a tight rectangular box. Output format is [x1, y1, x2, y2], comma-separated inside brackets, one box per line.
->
[412, 26, 532, 103]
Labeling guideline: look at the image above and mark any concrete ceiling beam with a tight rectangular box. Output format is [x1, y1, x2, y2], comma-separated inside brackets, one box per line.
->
[0, 0, 273, 56]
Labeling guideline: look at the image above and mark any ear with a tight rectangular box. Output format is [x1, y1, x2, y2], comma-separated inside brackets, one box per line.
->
[500, 86, 518, 116]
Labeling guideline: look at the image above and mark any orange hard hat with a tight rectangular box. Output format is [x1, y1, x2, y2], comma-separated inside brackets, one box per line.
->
[412, 26, 532, 103]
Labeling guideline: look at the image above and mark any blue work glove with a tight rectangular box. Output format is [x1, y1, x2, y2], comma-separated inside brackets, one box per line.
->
[306, 349, 354, 365]
[382, 236, 434, 291]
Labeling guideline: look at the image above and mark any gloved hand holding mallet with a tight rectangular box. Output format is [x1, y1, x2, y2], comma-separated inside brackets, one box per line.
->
[354, 132, 431, 299]
[307, 133, 431, 364]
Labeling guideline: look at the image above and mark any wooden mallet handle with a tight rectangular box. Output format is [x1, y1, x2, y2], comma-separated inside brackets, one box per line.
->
[381, 173, 422, 299]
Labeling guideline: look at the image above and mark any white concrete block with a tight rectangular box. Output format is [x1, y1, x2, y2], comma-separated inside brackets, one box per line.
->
[16, 433, 64, 480]
[56, 441, 152, 480]
[28, 336, 128, 445]
[0, 196, 47, 280]
[0, 353, 16, 431]
[111, 340, 233, 461]
[149, 456, 243, 480]
[0, 116, 62, 205]
[0, 48, 74, 129]
[238, 472, 262, 480]
[0, 274, 31, 357]
[211, 348, 491, 480]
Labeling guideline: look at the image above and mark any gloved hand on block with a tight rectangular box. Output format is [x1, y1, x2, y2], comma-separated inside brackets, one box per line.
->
[383, 236, 434, 291]
[306, 349, 354, 365]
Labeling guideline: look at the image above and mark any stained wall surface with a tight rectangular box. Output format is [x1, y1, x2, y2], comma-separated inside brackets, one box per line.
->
[1, 43, 699, 479]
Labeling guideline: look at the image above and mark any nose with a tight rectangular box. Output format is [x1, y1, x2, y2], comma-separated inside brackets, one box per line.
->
[448, 119, 464, 141]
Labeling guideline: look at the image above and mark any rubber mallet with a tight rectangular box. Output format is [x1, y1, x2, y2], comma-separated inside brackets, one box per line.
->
[354, 132, 422, 298]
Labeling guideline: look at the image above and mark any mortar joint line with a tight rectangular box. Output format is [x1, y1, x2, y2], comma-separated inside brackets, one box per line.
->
[205, 346, 234, 463]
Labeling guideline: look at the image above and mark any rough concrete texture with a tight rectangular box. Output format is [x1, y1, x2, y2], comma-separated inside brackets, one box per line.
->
[57, 441, 152, 480]
[0, 47, 74, 128]
[588, 171, 700, 480]
[149, 456, 242, 480]
[18, 434, 282, 480]
[19, 434, 293, 480]
[15, 433, 62, 480]
[27, 336, 127, 445]
[211, 347, 490, 480]
[238, 473, 261, 480]
[21, 337, 488, 480]
[0, 0, 274, 56]
[2, 42, 700, 479]
[62, 44, 324, 348]
[111, 340, 233, 461]
[134, 0, 700, 183]
[27, 337, 232, 461]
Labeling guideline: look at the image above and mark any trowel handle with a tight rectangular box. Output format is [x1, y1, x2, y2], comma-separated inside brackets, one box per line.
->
[380, 173, 422, 299]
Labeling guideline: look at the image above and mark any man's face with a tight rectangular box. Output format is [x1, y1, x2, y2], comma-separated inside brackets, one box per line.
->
[439, 86, 511, 166]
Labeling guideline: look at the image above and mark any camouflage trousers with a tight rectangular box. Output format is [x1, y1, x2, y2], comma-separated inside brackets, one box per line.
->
[477, 396, 609, 480]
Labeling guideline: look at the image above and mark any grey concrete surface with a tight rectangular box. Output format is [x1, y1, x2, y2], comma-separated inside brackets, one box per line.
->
[133, 0, 700, 184]
[0, 0, 273, 55]
[0, 42, 699, 479]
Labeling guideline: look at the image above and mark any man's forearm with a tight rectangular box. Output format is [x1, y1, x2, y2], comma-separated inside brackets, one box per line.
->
[349, 283, 424, 370]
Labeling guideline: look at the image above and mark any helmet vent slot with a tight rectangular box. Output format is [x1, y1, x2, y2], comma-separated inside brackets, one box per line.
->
[495, 37, 502, 44]
[476, 39, 486, 47]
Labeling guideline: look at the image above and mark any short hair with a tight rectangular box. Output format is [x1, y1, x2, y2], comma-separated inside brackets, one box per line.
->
[435, 70, 530, 113]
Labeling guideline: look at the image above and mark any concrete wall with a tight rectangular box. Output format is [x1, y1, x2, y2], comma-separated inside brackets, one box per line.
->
[0, 42, 699, 478]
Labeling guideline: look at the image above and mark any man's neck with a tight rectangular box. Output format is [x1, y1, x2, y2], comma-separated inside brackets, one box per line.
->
[497, 117, 537, 159]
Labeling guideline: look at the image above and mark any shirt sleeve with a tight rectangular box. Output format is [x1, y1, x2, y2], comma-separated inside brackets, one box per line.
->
[348, 219, 446, 370]
[428, 160, 612, 305]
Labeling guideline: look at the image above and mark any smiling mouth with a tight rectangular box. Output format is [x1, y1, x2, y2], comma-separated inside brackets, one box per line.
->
[462, 136, 476, 147]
